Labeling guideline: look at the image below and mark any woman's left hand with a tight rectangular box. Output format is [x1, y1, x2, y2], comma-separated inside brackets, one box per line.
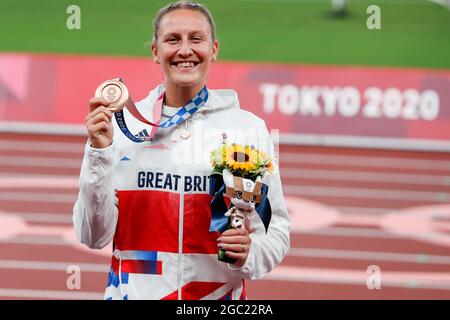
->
[218, 228, 252, 267]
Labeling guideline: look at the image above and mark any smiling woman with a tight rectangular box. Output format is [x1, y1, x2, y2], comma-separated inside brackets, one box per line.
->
[151, 3, 218, 107]
[73, 0, 291, 301]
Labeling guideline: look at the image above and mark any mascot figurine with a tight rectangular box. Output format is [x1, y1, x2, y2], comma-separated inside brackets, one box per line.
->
[218, 169, 263, 263]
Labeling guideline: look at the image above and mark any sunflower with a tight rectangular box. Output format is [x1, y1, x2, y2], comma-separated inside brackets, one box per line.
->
[210, 143, 274, 180]
[224, 144, 258, 172]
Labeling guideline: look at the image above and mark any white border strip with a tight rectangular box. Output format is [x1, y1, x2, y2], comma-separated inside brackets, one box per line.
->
[2, 121, 450, 153]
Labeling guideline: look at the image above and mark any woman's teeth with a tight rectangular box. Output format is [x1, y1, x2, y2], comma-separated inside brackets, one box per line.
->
[176, 62, 196, 68]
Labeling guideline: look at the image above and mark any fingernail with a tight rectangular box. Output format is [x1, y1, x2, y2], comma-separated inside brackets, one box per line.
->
[217, 237, 222, 242]
[218, 243, 223, 248]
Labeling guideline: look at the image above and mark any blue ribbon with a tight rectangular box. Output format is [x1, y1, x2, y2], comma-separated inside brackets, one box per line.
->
[114, 86, 208, 143]
[209, 174, 272, 233]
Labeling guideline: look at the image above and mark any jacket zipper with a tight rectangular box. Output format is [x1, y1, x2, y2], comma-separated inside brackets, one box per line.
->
[177, 174, 185, 300]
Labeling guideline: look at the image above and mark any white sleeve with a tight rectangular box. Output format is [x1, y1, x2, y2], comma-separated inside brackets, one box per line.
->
[227, 131, 291, 280]
[72, 141, 119, 249]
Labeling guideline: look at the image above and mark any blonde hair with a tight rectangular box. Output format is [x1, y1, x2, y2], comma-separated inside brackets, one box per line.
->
[152, 1, 216, 44]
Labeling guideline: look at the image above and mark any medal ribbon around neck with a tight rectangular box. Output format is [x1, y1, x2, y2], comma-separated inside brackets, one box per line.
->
[114, 86, 208, 143]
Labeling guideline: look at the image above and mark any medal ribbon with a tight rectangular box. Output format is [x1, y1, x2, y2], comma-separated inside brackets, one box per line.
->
[114, 86, 208, 143]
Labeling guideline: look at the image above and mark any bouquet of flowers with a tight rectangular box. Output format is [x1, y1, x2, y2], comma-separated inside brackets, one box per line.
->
[210, 141, 274, 263]
[210, 143, 274, 180]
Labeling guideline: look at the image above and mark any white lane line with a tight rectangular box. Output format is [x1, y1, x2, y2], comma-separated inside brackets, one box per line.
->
[332, 206, 388, 215]
[0, 122, 86, 136]
[0, 176, 78, 189]
[0, 289, 103, 300]
[293, 226, 408, 239]
[0, 227, 436, 247]
[0, 260, 108, 272]
[11, 184, 445, 205]
[0, 229, 390, 248]
[284, 185, 450, 202]
[0, 141, 84, 153]
[280, 133, 450, 152]
[266, 266, 450, 291]
[0, 156, 81, 168]
[289, 248, 450, 265]
[0, 237, 72, 246]
[0, 226, 438, 247]
[0, 173, 77, 180]
[281, 168, 450, 186]
[4, 212, 72, 223]
[0, 227, 424, 248]
[280, 153, 450, 171]
[0, 192, 77, 203]
[2, 150, 448, 173]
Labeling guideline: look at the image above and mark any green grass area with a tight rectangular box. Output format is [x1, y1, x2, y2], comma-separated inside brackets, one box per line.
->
[0, 0, 449, 69]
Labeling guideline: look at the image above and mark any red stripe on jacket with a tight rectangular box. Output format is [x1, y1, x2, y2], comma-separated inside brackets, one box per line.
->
[183, 193, 220, 254]
[114, 190, 220, 254]
[115, 190, 180, 252]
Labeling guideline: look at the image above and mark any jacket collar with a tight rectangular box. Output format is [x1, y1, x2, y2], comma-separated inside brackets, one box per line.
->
[137, 84, 240, 116]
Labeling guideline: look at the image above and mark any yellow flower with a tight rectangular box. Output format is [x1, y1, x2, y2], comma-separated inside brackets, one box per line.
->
[265, 159, 274, 173]
[257, 150, 269, 163]
[223, 144, 258, 172]
[211, 142, 273, 179]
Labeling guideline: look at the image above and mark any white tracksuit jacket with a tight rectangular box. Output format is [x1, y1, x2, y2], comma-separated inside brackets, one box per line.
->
[73, 85, 291, 300]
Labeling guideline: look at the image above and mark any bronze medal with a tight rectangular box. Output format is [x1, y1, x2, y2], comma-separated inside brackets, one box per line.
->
[95, 78, 132, 112]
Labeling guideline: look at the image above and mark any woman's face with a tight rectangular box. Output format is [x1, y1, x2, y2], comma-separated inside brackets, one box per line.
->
[152, 9, 218, 91]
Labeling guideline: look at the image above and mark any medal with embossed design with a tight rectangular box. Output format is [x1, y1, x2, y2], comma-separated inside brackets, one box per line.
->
[95, 78, 134, 113]
[94, 78, 208, 143]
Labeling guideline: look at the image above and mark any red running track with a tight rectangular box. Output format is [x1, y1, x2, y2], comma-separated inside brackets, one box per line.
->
[0, 133, 449, 300]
